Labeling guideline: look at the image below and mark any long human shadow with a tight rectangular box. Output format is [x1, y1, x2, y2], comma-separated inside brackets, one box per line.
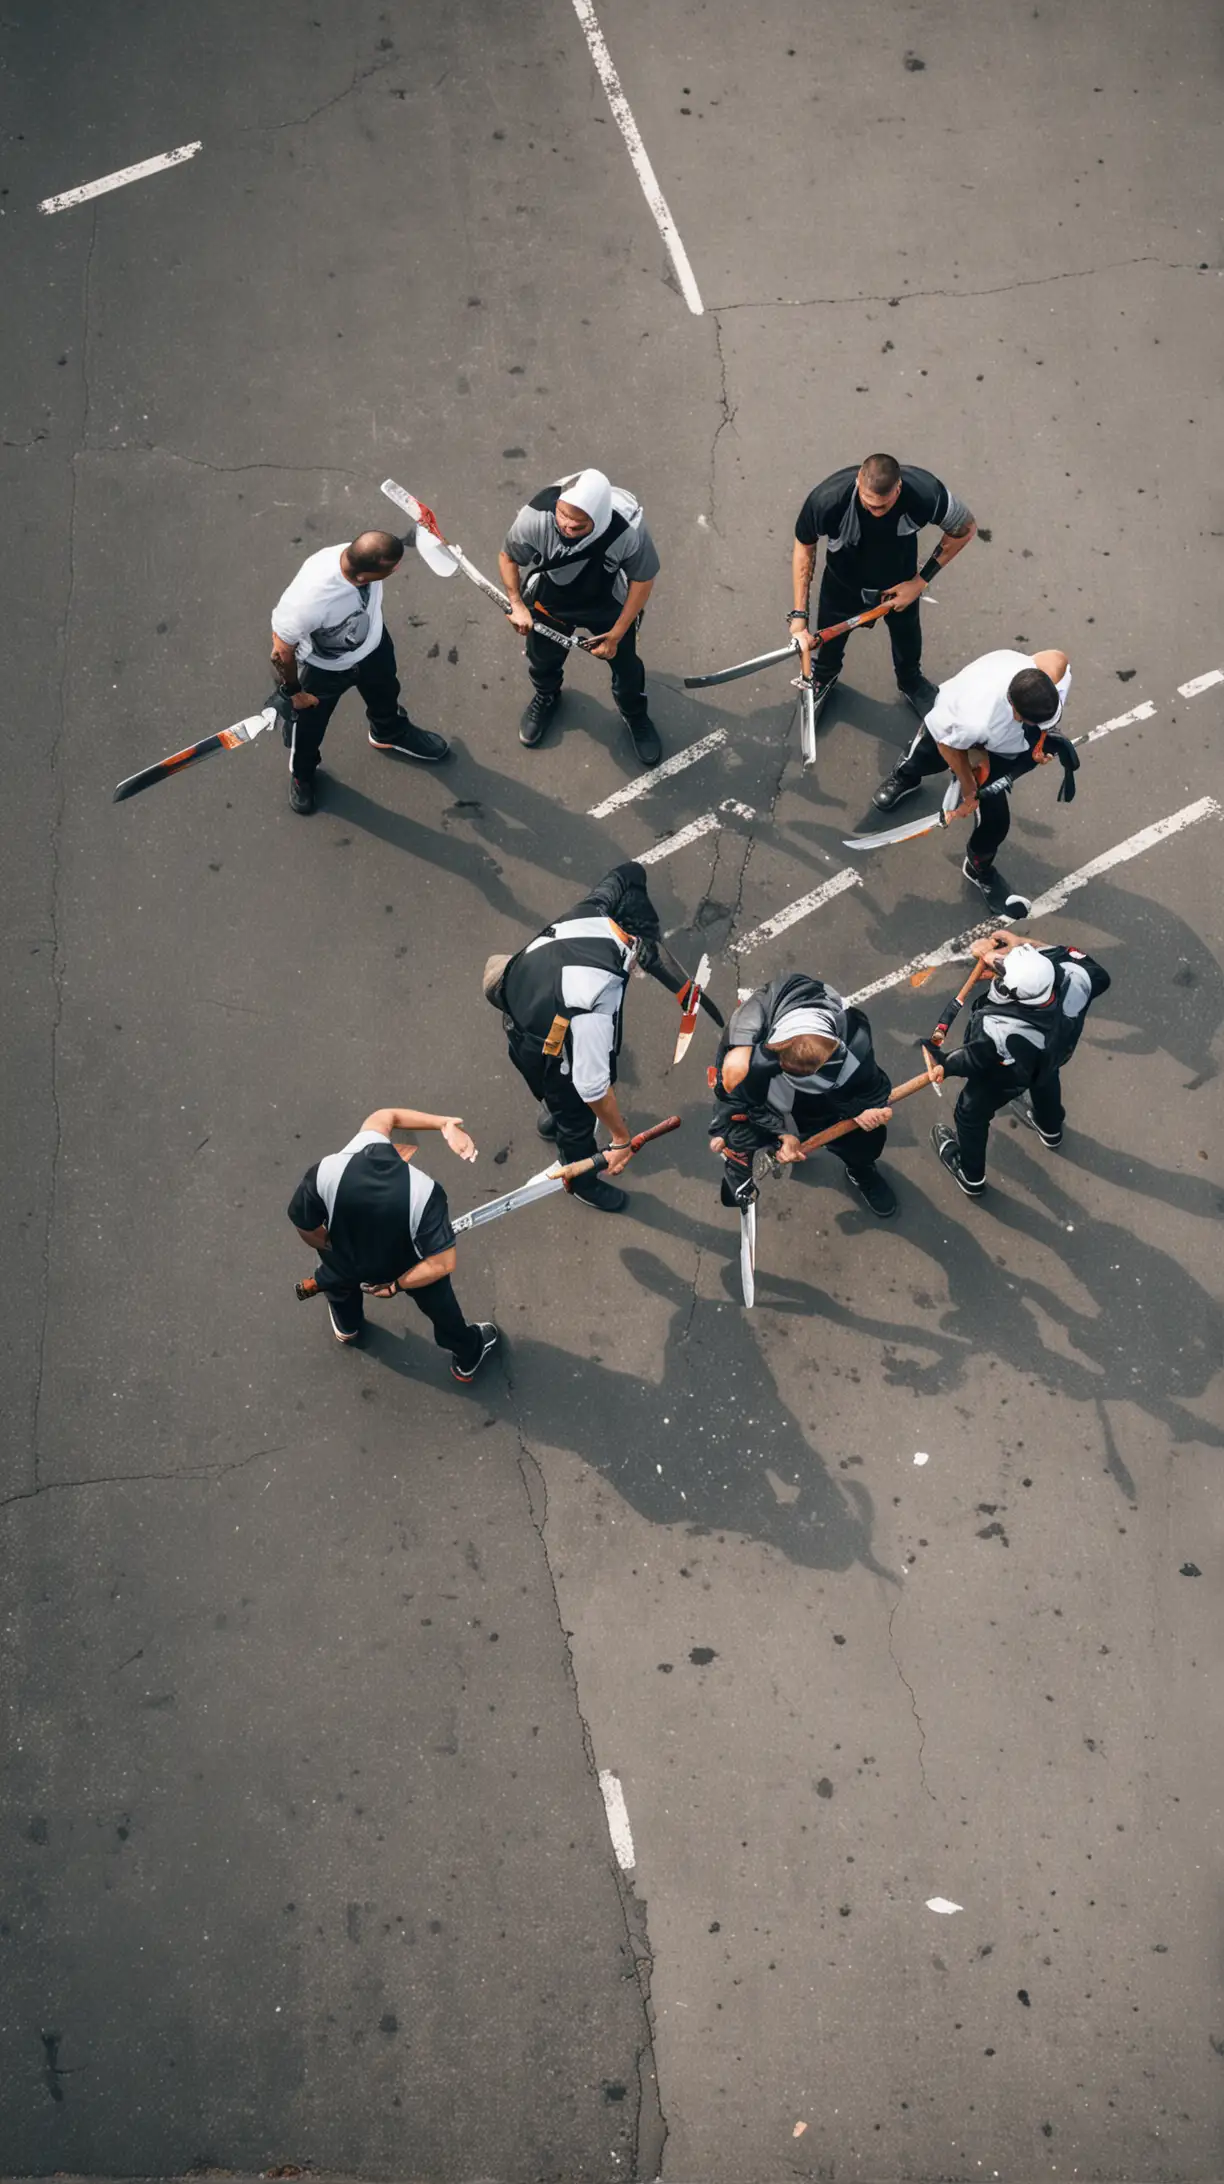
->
[501, 1243, 896, 1579]
[883, 1144, 1224, 1457]
[317, 773, 536, 924]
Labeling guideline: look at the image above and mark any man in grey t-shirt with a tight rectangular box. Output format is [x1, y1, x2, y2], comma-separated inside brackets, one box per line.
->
[498, 467, 663, 767]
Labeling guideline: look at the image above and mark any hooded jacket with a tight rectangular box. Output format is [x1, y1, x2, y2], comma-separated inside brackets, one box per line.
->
[709, 972, 891, 1140]
[940, 945, 1110, 1091]
[501, 864, 661, 1103]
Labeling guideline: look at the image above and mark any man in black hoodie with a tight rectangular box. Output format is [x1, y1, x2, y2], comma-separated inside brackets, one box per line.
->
[927, 931, 1111, 1197]
[709, 973, 897, 1219]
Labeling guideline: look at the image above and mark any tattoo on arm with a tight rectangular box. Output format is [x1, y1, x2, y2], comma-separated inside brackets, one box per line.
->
[944, 510, 976, 539]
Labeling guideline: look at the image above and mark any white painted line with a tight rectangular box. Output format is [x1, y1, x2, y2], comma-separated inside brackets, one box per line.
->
[598, 1769, 636, 1870]
[587, 729, 725, 818]
[719, 797, 756, 820]
[569, 0, 704, 315]
[926, 1897, 963, 1915]
[638, 811, 720, 865]
[39, 141, 202, 215]
[1084, 699, 1156, 742]
[848, 798, 1222, 1006]
[735, 866, 861, 954]
[1024, 797, 1220, 916]
[1178, 668, 1223, 699]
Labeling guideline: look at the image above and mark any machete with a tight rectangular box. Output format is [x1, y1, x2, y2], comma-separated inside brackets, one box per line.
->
[381, 478, 592, 655]
[112, 705, 279, 803]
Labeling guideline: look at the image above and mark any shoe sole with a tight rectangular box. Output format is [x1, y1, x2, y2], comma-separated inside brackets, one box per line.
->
[368, 734, 450, 760]
[327, 1310, 360, 1344]
[931, 1127, 985, 1198]
[1010, 1107, 1062, 1147]
[451, 1328, 499, 1382]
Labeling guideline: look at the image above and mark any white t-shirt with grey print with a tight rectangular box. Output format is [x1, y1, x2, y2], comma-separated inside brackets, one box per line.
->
[502, 487, 660, 607]
[272, 546, 386, 671]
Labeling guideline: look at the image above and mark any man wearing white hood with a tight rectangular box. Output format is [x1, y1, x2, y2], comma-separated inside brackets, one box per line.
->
[499, 466, 662, 767]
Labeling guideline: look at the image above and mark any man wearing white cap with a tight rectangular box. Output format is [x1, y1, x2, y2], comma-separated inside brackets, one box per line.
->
[709, 972, 898, 1219]
[927, 930, 1111, 1197]
[873, 646, 1079, 906]
[499, 467, 662, 767]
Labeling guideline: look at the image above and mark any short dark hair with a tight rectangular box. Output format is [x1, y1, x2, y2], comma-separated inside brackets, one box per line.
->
[1007, 667, 1060, 724]
[860, 452, 901, 494]
[348, 529, 405, 576]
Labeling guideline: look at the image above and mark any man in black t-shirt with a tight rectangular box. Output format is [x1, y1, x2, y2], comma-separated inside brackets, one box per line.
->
[790, 453, 976, 717]
[288, 1105, 498, 1381]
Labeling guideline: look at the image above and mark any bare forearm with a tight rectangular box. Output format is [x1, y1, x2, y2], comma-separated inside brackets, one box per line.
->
[588, 1088, 631, 1144]
[361, 1107, 462, 1136]
[271, 635, 300, 690]
[610, 578, 653, 638]
[791, 540, 817, 612]
[498, 552, 525, 603]
[929, 517, 976, 573]
[938, 743, 978, 797]
[395, 1250, 455, 1292]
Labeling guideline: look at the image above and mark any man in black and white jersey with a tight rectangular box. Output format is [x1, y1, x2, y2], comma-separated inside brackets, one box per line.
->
[499, 466, 663, 767]
[496, 861, 663, 1215]
[873, 645, 1079, 904]
[288, 1105, 497, 1379]
[927, 932, 1111, 1198]
[790, 453, 976, 718]
[271, 530, 449, 815]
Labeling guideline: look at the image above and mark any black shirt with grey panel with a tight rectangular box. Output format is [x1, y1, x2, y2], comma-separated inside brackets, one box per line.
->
[288, 1131, 455, 1288]
[795, 465, 970, 596]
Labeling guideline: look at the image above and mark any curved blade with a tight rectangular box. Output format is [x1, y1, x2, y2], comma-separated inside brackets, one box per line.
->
[842, 808, 949, 851]
[739, 1201, 756, 1309]
[112, 708, 276, 802]
[414, 524, 460, 578]
[452, 1166, 562, 1232]
[672, 951, 712, 1064]
[682, 641, 798, 690]
[798, 678, 817, 767]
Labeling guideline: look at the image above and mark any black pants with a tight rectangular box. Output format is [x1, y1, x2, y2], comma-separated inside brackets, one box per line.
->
[506, 1027, 599, 1166]
[720, 1104, 887, 1193]
[313, 1258, 482, 1368]
[288, 628, 405, 781]
[953, 1071, 1065, 1184]
[525, 591, 648, 721]
[813, 566, 923, 691]
[890, 727, 1041, 865]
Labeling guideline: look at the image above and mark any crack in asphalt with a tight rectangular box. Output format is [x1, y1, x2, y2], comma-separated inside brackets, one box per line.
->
[706, 310, 737, 532]
[240, 49, 400, 136]
[886, 1592, 936, 1802]
[706, 252, 1210, 313]
[496, 1355, 667, 2179]
[78, 442, 366, 478]
[0, 1443, 289, 1514]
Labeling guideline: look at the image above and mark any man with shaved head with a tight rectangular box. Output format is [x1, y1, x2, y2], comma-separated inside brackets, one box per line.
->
[271, 527, 449, 814]
[790, 452, 977, 724]
[709, 970, 898, 1220]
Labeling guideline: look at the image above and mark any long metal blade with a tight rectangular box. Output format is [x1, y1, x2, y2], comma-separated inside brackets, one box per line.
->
[112, 708, 276, 802]
[683, 641, 798, 690]
[739, 1201, 756, 1309]
[842, 808, 949, 851]
[798, 678, 817, 767]
[671, 951, 712, 1065]
[452, 1167, 564, 1233]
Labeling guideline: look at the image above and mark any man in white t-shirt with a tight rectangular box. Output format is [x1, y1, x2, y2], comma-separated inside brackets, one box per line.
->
[871, 646, 1078, 896]
[270, 529, 449, 815]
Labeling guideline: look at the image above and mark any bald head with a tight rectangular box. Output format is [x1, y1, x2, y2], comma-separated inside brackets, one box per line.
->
[347, 530, 405, 577]
[773, 1033, 838, 1074]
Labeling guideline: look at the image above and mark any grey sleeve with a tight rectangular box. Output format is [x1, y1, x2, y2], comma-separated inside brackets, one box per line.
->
[617, 519, 661, 584]
[939, 488, 975, 536]
[502, 504, 550, 567]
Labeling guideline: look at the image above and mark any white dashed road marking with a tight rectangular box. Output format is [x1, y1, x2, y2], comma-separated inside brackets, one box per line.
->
[1177, 668, 1223, 699]
[638, 812, 720, 865]
[597, 1770, 636, 1870]
[568, 0, 704, 315]
[1084, 699, 1156, 741]
[587, 730, 725, 818]
[847, 798, 1222, 1006]
[735, 866, 861, 954]
[39, 141, 203, 214]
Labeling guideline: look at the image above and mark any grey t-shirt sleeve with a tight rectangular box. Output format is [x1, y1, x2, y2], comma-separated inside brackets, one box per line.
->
[938, 487, 973, 534]
[617, 518, 661, 584]
[502, 505, 550, 566]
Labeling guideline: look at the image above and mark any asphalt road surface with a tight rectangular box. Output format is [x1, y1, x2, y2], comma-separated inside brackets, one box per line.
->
[2, 2, 1221, 2180]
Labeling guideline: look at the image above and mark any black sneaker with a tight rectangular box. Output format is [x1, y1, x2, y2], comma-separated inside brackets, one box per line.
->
[536, 1102, 559, 1140]
[899, 673, 939, 718]
[451, 1321, 499, 1383]
[931, 1122, 985, 1198]
[568, 1173, 628, 1214]
[844, 1163, 898, 1218]
[873, 772, 921, 813]
[1009, 1097, 1063, 1148]
[288, 773, 316, 815]
[326, 1299, 362, 1343]
[625, 712, 662, 768]
[961, 855, 1031, 918]
[369, 713, 451, 761]
[520, 690, 560, 746]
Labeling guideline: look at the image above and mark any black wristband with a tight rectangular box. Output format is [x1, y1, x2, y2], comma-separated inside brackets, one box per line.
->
[787, 609, 809, 624]
[919, 556, 942, 584]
